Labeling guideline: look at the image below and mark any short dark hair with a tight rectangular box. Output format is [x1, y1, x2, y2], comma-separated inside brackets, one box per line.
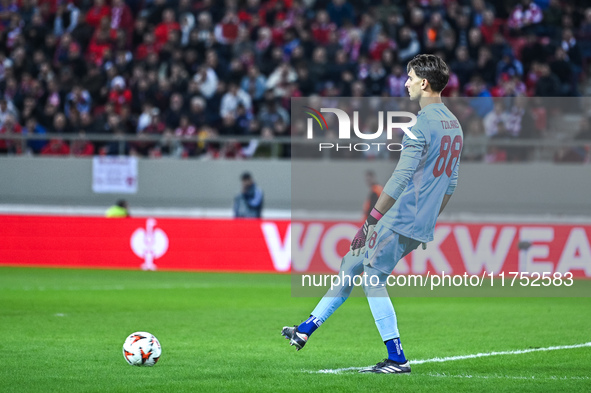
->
[241, 172, 252, 181]
[407, 54, 450, 93]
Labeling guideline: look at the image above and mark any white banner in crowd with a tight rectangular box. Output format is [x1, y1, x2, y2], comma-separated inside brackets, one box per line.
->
[92, 156, 138, 194]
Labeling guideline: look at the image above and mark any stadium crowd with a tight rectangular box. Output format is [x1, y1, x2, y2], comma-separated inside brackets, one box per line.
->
[0, 0, 590, 160]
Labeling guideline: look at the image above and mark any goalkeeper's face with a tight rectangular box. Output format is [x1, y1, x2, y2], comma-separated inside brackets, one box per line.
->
[405, 68, 423, 102]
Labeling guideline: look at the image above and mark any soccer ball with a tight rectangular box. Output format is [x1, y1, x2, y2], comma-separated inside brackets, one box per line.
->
[122, 332, 161, 366]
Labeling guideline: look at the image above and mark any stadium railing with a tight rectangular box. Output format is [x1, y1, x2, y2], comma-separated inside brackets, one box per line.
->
[1, 133, 590, 161]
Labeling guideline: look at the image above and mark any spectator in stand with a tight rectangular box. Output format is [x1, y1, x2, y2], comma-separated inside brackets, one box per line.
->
[53, 2, 80, 37]
[535, 63, 562, 97]
[485, 145, 508, 163]
[240, 65, 266, 102]
[579, 8, 591, 44]
[368, 31, 396, 62]
[484, 101, 509, 138]
[65, 85, 92, 119]
[326, 49, 351, 85]
[71, 132, 95, 156]
[220, 82, 252, 119]
[136, 103, 153, 132]
[164, 93, 185, 129]
[204, 49, 226, 83]
[258, 98, 289, 129]
[311, 10, 336, 46]
[543, 0, 564, 38]
[187, 96, 208, 128]
[396, 26, 421, 63]
[466, 76, 494, 118]
[118, 105, 135, 134]
[95, 104, 119, 134]
[450, 11, 471, 49]
[0, 114, 21, 154]
[520, 33, 548, 75]
[79, 112, 97, 134]
[323, 30, 342, 63]
[476, 46, 496, 86]
[508, 0, 543, 35]
[480, 9, 503, 44]
[23, 12, 47, 50]
[467, 27, 485, 60]
[226, 58, 247, 85]
[51, 112, 72, 134]
[102, 127, 130, 155]
[496, 48, 523, 81]
[220, 114, 238, 136]
[503, 98, 527, 140]
[135, 31, 160, 61]
[108, 76, 132, 114]
[327, 0, 354, 28]
[86, 27, 113, 66]
[365, 61, 387, 96]
[492, 73, 526, 98]
[175, 115, 197, 157]
[387, 64, 406, 97]
[71, 11, 94, 53]
[560, 28, 583, 77]
[23, 117, 48, 154]
[40, 139, 70, 156]
[470, 0, 489, 27]
[441, 31, 457, 66]
[423, 11, 452, 52]
[450, 46, 476, 89]
[155, 9, 180, 46]
[110, 0, 133, 38]
[86, 0, 110, 29]
[235, 104, 253, 135]
[266, 61, 298, 97]
[180, 12, 196, 47]
[0, 98, 18, 127]
[193, 65, 218, 99]
[550, 47, 576, 96]
[214, 11, 240, 45]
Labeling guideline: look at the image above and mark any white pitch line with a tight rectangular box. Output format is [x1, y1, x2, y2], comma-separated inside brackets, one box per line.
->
[315, 341, 591, 374]
[426, 372, 590, 381]
[412, 342, 591, 364]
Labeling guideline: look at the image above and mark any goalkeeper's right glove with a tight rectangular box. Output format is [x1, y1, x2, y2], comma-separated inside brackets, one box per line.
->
[350, 208, 383, 256]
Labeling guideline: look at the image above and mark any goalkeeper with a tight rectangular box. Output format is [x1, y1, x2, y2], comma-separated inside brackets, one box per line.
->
[282, 54, 463, 374]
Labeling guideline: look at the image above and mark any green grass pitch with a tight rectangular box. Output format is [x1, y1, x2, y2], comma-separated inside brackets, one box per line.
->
[0, 267, 589, 392]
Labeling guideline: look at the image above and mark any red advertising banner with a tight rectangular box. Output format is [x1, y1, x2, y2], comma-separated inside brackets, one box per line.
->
[283, 221, 591, 277]
[0, 215, 288, 273]
[0, 215, 589, 277]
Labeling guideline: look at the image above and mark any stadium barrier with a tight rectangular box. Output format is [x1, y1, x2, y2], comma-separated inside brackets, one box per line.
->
[1, 133, 591, 160]
[0, 215, 589, 277]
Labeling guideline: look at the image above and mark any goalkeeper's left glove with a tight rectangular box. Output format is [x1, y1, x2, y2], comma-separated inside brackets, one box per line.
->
[350, 208, 383, 256]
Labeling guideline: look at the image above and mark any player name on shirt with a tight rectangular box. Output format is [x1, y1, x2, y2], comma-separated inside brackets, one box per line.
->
[440, 119, 460, 129]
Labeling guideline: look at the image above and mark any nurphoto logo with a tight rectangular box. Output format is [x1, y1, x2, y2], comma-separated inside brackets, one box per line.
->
[303, 106, 418, 152]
